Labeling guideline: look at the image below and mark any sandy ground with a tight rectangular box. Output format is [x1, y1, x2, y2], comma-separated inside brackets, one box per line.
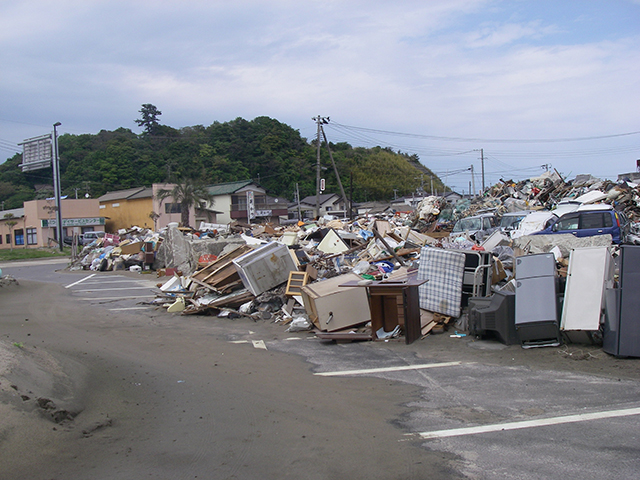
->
[1, 278, 639, 480]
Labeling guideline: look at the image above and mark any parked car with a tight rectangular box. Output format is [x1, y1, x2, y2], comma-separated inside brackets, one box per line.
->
[499, 210, 534, 233]
[533, 205, 630, 244]
[82, 231, 105, 245]
[450, 213, 499, 241]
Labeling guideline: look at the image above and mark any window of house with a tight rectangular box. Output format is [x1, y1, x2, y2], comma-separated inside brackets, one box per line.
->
[5, 234, 9, 244]
[232, 195, 247, 208]
[26, 228, 37, 245]
[14, 229, 24, 246]
[164, 203, 181, 214]
[0, 234, 3, 244]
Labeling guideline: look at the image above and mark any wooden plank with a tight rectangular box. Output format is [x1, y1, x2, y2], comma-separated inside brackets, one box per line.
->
[421, 320, 438, 336]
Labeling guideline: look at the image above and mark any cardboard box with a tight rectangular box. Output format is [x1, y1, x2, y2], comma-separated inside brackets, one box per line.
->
[119, 242, 142, 254]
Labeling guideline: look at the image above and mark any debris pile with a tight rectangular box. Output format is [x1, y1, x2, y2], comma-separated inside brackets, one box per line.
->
[71, 172, 640, 357]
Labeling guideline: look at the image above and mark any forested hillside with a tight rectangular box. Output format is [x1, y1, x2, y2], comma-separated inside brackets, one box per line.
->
[0, 113, 443, 209]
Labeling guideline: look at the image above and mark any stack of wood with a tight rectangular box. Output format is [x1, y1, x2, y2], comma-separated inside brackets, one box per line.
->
[420, 310, 454, 337]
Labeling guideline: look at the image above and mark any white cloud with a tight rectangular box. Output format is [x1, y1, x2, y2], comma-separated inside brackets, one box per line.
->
[1, 1, 639, 180]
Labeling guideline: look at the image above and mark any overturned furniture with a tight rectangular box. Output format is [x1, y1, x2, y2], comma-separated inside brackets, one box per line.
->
[301, 273, 371, 333]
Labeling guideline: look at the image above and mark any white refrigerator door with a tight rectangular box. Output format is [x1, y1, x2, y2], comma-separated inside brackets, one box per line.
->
[561, 246, 612, 331]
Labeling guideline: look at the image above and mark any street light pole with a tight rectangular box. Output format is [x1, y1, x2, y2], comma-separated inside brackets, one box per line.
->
[52, 122, 63, 251]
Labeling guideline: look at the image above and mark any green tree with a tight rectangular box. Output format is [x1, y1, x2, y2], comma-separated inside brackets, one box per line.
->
[135, 104, 162, 135]
[155, 179, 215, 228]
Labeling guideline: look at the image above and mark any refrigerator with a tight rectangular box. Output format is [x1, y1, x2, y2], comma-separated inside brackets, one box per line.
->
[514, 253, 560, 345]
[603, 245, 640, 357]
[232, 242, 297, 296]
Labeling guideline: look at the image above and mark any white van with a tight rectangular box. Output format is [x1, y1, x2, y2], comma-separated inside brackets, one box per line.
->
[82, 231, 105, 245]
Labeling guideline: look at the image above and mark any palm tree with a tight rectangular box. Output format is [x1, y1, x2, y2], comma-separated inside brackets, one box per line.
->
[155, 179, 215, 228]
[3, 213, 17, 252]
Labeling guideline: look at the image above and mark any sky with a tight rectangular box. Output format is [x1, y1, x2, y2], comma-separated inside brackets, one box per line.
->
[1, 0, 639, 194]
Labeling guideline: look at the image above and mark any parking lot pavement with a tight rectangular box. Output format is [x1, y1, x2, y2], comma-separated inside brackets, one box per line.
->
[266, 336, 640, 480]
[4, 259, 640, 479]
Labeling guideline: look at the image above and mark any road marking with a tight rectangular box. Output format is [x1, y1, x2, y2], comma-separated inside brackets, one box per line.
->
[65, 274, 96, 288]
[75, 286, 154, 292]
[77, 295, 152, 300]
[83, 279, 153, 284]
[108, 307, 151, 311]
[229, 340, 249, 344]
[412, 406, 640, 440]
[314, 361, 463, 376]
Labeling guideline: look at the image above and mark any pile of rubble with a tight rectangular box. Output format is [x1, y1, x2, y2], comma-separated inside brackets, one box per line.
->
[70, 172, 640, 356]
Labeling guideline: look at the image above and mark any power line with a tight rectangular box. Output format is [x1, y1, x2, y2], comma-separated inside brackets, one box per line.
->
[329, 122, 640, 144]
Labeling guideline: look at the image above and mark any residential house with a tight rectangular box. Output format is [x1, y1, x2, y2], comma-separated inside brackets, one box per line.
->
[98, 184, 222, 232]
[207, 180, 288, 225]
[294, 193, 347, 219]
[98, 187, 155, 232]
[355, 201, 394, 216]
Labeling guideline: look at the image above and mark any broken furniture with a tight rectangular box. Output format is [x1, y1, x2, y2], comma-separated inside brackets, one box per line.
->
[285, 271, 309, 296]
[514, 253, 561, 346]
[191, 244, 253, 294]
[339, 272, 427, 344]
[300, 273, 371, 332]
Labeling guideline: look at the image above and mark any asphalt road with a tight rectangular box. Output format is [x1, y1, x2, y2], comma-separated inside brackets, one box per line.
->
[1, 258, 640, 480]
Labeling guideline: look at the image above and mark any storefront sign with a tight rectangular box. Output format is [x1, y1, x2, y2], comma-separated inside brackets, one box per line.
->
[41, 217, 105, 227]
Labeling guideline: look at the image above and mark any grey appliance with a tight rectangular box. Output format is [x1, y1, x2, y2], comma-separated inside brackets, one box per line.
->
[515, 253, 560, 346]
[603, 245, 640, 357]
[468, 290, 518, 345]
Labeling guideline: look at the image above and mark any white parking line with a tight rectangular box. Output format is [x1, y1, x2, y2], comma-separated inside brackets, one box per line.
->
[82, 279, 152, 284]
[412, 406, 640, 440]
[75, 286, 154, 292]
[65, 274, 96, 288]
[77, 295, 152, 300]
[314, 361, 464, 376]
[108, 307, 152, 311]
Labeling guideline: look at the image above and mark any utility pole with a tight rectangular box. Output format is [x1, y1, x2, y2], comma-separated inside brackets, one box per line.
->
[470, 164, 476, 198]
[52, 122, 63, 252]
[319, 121, 349, 218]
[312, 115, 324, 219]
[480, 148, 485, 192]
[295, 183, 302, 221]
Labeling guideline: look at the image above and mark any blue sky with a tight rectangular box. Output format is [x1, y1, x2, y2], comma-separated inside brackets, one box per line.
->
[1, 0, 638, 193]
